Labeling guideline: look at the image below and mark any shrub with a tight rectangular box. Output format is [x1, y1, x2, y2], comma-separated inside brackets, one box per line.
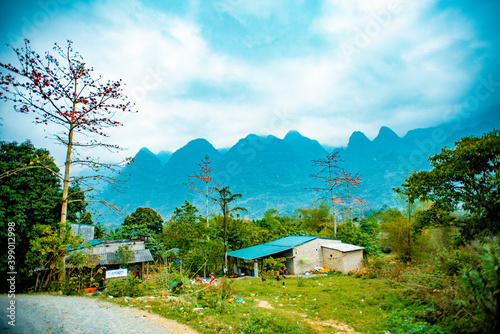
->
[197, 277, 235, 313]
[105, 274, 143, 297]
[386, 308, 446, 334]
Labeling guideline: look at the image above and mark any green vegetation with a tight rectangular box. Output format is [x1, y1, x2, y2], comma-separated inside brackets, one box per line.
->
[105, 274, 144, 298]
[97, 267, 441, 333]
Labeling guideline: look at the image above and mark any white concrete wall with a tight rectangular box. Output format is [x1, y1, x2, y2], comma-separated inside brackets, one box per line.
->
[291, 239, 325, 274]
[321, 248, 364, 273]
[341, 250, 364, 272]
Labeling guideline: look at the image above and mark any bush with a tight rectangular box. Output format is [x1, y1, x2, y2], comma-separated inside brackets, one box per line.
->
[387, 308, 446, 334]
[105, 274, 143, 297]
[197, 277, 235, 313]
[436, 248, 479, 277]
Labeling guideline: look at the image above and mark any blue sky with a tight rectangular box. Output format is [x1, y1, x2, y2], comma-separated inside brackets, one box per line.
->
[1, 0, 499, 164]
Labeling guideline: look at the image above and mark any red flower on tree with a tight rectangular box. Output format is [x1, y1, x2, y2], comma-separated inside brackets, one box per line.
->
[0, 39, 136, 281]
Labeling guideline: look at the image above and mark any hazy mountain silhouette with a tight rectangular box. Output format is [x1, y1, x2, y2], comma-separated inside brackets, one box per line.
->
[96, 121, 498, 227]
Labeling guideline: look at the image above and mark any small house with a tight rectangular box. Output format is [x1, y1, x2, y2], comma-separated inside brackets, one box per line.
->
[227, 236, 364, 277]
[69, 224, 154, 280]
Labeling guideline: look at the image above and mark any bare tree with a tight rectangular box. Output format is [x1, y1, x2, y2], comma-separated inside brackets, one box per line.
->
[0, 39, 136, 280]
[308, 152, 362, 237]
[185, 155, 220, 228]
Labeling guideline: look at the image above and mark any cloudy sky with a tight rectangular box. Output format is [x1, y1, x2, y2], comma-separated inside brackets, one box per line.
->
[1, 0, 499, 165]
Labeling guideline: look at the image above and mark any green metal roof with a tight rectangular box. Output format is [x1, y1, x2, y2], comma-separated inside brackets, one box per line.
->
[267, 236, 318, 247]
[227, 236, 319, 260]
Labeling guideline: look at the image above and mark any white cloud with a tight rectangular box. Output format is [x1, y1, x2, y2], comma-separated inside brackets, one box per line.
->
[0, 0, 496, 163]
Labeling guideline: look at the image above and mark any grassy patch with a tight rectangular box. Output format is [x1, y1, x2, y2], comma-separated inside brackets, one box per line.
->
[99, 271, 445, 334]
[93, 254, 469, 334]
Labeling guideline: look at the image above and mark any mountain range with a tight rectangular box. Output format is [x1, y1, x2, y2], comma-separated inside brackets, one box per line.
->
[95, 121, 498, 228]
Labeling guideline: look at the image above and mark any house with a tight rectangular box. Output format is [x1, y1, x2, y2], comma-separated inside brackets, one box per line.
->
[227, 236, 364, 276]
[69, 223, 154, 280]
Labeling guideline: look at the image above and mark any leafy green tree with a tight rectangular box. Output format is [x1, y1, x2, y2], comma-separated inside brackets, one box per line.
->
[114, 244, 134, 268]
[0, 141, 61, 291]
[163, 201, 205, 251]
[0, 141, 91, 292]
[336, 221, 379, 256]
[225, 214, 261, 251]
[93, 221, 108, 239]
[211, 186, 247, 270]
[25, 224, 86, 291]
[402, 130, 500, 241]
[145, 237, 168, 263]
[297, 201, 331, 235]
[120, 207, 164, 239]
[254, 208, 294, 242]
[163, 201, 210, 275]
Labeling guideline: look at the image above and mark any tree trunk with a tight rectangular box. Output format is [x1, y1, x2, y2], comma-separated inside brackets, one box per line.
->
[330, 193, 337, 237]
[58, 126, 73, 284]
[224, 211, 228, 270]
[60, 127, 73, 230]
[206, 182, 209, 228]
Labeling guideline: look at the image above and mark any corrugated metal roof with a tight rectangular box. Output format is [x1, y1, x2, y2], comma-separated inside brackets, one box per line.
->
[96, 249, 154, 265]
[228, 236, 319, 260]
[322, 243, 364, 252]
[227, 244, 288, 260]
[267, 236, 318, 247]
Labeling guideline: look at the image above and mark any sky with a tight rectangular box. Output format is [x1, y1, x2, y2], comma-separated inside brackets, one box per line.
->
[1, 0, 499, 165]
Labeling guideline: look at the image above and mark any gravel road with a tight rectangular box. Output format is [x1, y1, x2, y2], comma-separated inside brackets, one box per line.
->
[0, 294, 199, 334]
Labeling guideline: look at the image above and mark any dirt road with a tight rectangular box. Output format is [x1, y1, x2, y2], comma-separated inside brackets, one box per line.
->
[0, 294, 198, 334]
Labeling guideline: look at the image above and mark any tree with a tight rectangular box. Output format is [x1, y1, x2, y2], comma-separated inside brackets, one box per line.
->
[163, 201, 205, 252]
[309, 152, 342, 236]
[0, 141, 61, 291]
[211, 186, 247, 270]
[185, 155, 220, 228]
[163, 201, 218, 276]
[308, 152, 362, 237]
[120, 207, 164, 239]
[93, 221, 108, 239]
[114, 244, 134, 268]
[25, 224, 86, 291]
[297, 202, 331, 235]
[335, 169, 362, 224]
[0, 40, 136, 280]
[402, 130, 500, 241]
[255, 208, 291, 242]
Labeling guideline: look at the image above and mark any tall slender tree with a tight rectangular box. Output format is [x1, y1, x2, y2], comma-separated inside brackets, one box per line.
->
[211, 186, 246, 270]
[185, 155, 220, 228]
[0, 39, 136, 281]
